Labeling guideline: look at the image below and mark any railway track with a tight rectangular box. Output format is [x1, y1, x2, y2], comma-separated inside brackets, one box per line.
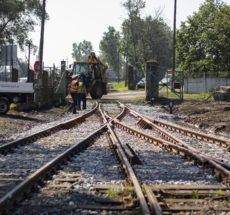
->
[119, 103, 230, 171]
[0, 101, 230, 215]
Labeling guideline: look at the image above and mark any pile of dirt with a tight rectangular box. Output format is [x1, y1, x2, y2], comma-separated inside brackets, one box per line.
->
[173, 100, 230, 137]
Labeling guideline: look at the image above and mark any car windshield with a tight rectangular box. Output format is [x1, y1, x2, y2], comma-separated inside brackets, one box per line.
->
[139, 77, 145, 82]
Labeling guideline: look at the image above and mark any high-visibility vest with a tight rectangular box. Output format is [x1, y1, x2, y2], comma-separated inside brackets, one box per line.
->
[69, 80, 78, 93]
[77, 81, 85, 94]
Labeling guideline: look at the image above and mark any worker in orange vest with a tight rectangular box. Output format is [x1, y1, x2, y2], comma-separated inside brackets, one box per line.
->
[69, 75, 79, 114]
[77, 75, 87, 110]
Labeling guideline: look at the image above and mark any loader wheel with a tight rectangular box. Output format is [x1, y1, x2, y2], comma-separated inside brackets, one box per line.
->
[90, 82, 104, 99]
[0, 98, 10, 114]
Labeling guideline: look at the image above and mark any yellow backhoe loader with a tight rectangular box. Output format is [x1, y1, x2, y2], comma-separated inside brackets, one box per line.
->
[69, 52, 108, 99]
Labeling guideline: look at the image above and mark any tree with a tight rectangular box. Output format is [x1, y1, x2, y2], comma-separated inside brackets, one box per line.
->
[122, 0, 145, 72]
[99, 26, 121, 81]
[72, 40, 93, 61]
[0, 0, 43, 49]
[121, 1, 172, 80]
[176, 0, 230, 77]
[141, 16, 172, 76]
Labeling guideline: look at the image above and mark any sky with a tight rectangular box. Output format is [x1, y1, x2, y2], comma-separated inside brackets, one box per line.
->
[22, 0, 230, 68]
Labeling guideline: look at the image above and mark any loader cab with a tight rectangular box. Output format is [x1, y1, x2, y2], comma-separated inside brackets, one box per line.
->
[71, 62, 91, 87]
[71, 62, 103, 87]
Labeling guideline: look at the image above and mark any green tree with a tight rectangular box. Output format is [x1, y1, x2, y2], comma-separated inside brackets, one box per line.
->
[0, 0, 43, 49]
[177, 0, 230, 77]
[122, 0, 145, 72]
[99, 26, 122, 81]
[141, 16, 172, 75]
[121, 1, 172, 80]
[72, 40, 93, 61]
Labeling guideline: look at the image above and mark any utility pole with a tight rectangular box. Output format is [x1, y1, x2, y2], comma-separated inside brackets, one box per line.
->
[27, 43, 31, 73]
[38, 0, 46, 87]
[172, 0, 177, 90]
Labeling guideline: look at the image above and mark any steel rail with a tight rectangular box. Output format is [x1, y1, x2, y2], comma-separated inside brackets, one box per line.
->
[103, 109, 143, 165]
[0, 102, 126, 213]
[112, 118, 230, 182]
[0, 123, 107, 213]
[98, 105, 151, 215]
[125, 105, 230, 171]
[119, 102, 230, 150]
[0, 102, 99, 154]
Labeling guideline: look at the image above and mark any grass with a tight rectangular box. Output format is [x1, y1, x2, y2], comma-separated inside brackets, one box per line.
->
[109, 81, 214, 101]
[159, 86, 214, 100]
[124, 186, 133, 192]
[109, 81, 128, 92]
[105, 186, 120, 197]
[131, 96, 145, 101]
[192, 191, 200, 199]
[160, 91, 214, 100]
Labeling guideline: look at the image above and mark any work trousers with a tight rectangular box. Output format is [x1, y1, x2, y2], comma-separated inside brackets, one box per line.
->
[71, 93, 79, 114]
[77, 93, 86, 110]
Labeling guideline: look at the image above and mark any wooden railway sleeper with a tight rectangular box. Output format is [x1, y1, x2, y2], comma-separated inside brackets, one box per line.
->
[99, 106, 151, 215]
[0, 123, 106, 213]
[121, 102, 230, 150]
[128, 107, 230, 173]
[112, 120, 230, 180]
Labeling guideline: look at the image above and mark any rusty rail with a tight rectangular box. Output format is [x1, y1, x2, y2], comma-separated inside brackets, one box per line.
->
[0, 123, 107, 213]
[98, 104, 151, 215]
[127, 107, 230, 171]
[119, 102, 230, 150]
[0, 102, 99, 154]
[112, 118, 230, 183]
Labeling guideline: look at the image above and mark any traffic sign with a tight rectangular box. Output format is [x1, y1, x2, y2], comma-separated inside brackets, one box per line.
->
[34, 61, 39, 73]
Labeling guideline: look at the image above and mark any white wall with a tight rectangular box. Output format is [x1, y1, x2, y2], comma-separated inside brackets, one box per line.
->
[184, 76, 230, 94]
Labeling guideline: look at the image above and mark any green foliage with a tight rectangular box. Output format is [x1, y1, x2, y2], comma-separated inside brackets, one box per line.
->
[214, 189, 222, 197]
[99, 26, 122, 81]
[199, 91, 214, 100]
[72, 40, 93, 61]
[105, 186, 119, 197]
[192, 191, 200, 199]
[124, 186, 133, 192]
[166, 194, 174, 199]
[177, 0, 230, 77]
[121, 0, 172, 76]
[0, 0, 44, 50]
[57, 108, 68, 113]
[99, 0, 172, 84]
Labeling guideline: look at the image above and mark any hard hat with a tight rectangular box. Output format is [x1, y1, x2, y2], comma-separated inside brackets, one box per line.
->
[72, 74, 79, 80]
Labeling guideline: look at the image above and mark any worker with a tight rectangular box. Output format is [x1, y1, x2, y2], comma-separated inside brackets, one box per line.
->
[77, 75, 87, 110]
[69, 75, 79, 114]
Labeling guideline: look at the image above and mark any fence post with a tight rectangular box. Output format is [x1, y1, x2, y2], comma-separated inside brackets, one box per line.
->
[145, 59, 159, 101]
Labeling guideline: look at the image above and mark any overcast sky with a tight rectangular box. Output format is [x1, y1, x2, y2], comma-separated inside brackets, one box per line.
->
[22, 0, 230, 68]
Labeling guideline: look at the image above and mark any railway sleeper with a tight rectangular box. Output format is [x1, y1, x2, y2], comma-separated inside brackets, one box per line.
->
[0, 126, 105, 212]
[145, 184, 230, 214]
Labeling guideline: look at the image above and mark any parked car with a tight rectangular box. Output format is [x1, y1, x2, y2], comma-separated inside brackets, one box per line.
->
[137, 77, 145, 88]
[19, 77, 27, 83]
[160, 76, 172, 86]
